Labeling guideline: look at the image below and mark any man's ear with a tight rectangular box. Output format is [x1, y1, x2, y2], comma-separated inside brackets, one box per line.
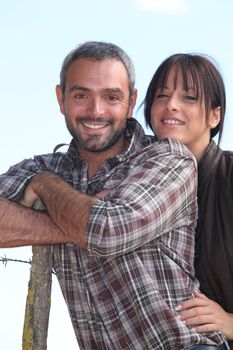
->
[127, 89, 137, 119]
[208, 106, 221, 129]
[56, 85, 65, 115]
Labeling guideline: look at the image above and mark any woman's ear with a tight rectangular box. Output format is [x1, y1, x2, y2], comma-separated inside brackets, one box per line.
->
[208, 106, 221, 129]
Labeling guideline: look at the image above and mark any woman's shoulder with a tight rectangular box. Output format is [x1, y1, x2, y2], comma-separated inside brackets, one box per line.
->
[222, 149, 233, 158]
[216, 148, 233, 185]
[219, 148, 233, 167]
[198, 141, 233, 189]
[202, 141, 233, 167]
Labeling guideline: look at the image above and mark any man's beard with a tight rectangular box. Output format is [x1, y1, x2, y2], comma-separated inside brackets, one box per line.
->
[65, 116, 127, 153]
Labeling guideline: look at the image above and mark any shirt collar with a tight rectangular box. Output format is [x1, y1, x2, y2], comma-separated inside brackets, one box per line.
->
[65, 118, 154, 165]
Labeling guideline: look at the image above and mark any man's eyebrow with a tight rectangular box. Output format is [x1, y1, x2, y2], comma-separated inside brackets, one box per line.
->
[68, 86, 125, 95]
[68, 85, 89, 93]
[103, 88, 125, 96]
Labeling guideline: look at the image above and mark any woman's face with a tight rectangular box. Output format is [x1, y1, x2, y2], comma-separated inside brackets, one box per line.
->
[150, 68, 220, 159]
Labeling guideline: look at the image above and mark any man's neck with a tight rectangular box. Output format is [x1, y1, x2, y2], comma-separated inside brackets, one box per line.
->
[79, 139, 130, 179]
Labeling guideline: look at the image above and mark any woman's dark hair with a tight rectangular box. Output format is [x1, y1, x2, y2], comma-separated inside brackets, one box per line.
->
[143, 53, 226, 143]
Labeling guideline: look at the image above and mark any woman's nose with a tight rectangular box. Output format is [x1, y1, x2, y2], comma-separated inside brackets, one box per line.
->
[166, 96, 179, 111]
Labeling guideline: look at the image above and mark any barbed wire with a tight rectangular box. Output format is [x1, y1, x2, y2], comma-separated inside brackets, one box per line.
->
[0, 254, 56, 274]
[0, 254, 32, 267]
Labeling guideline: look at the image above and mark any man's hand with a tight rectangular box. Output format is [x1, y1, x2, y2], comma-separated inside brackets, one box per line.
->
[19, 171, 98, 248]
[19, 177, 39, 207]
[95, 189, 110, 199]
[176, 291, 233, 340]
[19, 171, 54, 208]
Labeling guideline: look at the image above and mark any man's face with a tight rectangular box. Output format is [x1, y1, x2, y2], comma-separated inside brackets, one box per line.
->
[56, 58, 137, 157]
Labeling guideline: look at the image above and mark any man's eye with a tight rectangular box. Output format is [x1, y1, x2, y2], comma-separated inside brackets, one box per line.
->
[105, 95, 119, 102]
[74, 94, 87, 99]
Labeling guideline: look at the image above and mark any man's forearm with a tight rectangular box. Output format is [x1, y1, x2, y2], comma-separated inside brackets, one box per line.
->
[25, 172, 99, 248]
[0, 198, 69, 247]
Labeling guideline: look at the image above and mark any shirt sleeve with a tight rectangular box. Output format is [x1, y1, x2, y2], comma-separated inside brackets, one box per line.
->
[86, 139, 198, 258]
[0, 151, 72, 202]
[0, 158, 42, 202]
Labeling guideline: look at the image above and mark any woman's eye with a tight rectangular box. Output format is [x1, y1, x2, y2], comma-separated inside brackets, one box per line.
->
[156, 93, 168, 99]
[185, 95, 197, 101]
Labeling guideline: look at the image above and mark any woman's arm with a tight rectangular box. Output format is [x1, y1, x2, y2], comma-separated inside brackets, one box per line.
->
[176, 291, 233, 340]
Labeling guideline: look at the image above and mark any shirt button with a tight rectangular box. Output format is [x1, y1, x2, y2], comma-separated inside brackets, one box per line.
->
[86, 261, 96, 270]
[110, 320, 120, 331]
[97, 292, 108, 301]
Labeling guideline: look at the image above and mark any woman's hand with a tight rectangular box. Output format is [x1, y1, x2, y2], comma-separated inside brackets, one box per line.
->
[176, 291, 233, 340]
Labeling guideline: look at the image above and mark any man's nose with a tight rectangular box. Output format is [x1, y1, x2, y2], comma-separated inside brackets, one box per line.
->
[87, 98, 105, 116]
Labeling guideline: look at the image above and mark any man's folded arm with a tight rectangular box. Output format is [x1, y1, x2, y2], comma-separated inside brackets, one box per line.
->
[20, 171, 98, 249]
[0, 197, 70, 247]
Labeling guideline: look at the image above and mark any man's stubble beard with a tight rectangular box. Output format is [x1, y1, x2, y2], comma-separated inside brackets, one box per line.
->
[65, 116, 128, 153]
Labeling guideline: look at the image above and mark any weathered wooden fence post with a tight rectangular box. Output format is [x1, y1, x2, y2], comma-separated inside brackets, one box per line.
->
[22, 201, 53, 350]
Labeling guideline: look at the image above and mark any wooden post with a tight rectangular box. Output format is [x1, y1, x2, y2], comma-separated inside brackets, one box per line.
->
[22, 201, 53, 350]
[22, 246, 52, 350]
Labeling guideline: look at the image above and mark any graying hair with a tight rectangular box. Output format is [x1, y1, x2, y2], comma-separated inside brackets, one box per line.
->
[59, 41, 135, 99]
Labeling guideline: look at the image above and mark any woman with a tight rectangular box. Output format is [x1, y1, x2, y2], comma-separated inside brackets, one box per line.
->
[143, 53, 233, 348]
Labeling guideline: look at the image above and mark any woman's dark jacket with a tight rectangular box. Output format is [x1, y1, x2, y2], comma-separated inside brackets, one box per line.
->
[195, 140, 233, 348]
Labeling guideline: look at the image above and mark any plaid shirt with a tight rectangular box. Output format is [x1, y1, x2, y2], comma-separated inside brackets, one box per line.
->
[0, 119, 225, 349]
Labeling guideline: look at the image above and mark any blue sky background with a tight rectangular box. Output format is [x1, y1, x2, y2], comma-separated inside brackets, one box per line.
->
[1, 0, 233, 348]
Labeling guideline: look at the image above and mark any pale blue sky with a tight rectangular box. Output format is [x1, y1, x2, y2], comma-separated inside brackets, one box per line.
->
[1, 0, 233, 348]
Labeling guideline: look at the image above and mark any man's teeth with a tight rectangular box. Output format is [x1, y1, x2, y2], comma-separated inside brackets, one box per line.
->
[84, 123, 107, 129]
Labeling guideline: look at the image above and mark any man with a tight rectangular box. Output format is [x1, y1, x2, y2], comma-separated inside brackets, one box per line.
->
[0, 41, 226, 349]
